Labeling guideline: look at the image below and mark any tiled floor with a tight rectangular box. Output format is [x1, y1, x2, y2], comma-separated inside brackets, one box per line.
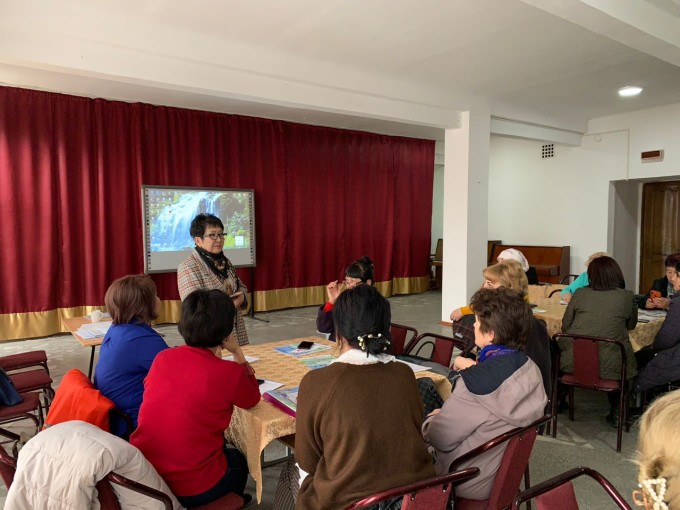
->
[0, 292, 639, 508]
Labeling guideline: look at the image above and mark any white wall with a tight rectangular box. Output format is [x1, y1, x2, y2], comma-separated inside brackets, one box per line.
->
[589, 103, 680, 181]
[488, 133, 628, 274]
[431, 165, 444, 253]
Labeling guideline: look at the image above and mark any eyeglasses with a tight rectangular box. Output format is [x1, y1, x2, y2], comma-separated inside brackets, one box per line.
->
[202, 232, 227, 241]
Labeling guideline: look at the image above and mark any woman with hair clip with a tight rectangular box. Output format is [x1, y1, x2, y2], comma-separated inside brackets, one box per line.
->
[316, 255, 374, 341]
[633, 389, 680, 510]
[276, 284, 434, 510]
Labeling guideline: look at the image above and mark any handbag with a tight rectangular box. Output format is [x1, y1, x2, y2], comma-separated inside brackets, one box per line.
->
[416, 377, 444, 419]
[451, 314, 476, 358]
[0, 368, 23, 406]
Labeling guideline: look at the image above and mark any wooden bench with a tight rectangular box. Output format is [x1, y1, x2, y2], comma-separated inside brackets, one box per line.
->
[490, 244, 570, 284]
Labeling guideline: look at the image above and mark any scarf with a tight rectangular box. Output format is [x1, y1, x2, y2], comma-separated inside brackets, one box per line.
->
[477, 344, 517, 364]
[195, 246, 239, 287]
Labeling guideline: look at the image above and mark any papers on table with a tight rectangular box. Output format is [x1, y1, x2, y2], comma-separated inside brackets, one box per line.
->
[300, 355, 335, 370]
[222, 355, 259, 363]
[274, 343, 331, 357]
[532, 308, 547, 314]
[638, 309, 667, 320]
[258, 379, 283, 394]
[75, 322, 111, 339]
[559, 300, 569, 305]
[262, 386, 299, 417]
[396, 359, 430, 373]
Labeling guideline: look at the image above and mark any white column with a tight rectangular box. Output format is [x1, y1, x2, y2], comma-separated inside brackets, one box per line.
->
[441, 109, 490, 322]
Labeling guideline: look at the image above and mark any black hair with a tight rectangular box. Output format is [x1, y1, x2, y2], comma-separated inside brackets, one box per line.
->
[178, 289, 235, 348]
[333, 284, 391, 355]
[665, 253, 680, 268]
[190, 213, 224, 239]
[346, 256, 375, 283]
[587, 256, 625, 291]
[469, 287, 532, 350]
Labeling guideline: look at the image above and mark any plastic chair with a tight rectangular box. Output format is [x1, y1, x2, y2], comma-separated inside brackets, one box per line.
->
[389, 323, 419, 356]
[511, 466, 632, 509]
[0, 439, 176, 510]
[450, 415, 550, 510]
[404, 333, 466, 368]
[551, 334, 629, 452]
[346, 467, 480, 509]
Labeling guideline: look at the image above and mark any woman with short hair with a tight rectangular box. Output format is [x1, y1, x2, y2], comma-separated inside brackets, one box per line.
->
[424, 287, 547, 501]
[131, 289, 260, 507]
[94, 274, 168, 437]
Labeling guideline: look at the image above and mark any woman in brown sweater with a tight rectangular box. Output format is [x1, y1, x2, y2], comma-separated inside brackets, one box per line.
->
[275, 284, 435, 510]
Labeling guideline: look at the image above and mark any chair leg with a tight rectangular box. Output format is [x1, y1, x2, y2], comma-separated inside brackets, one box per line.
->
[616, 389, 625, 453]
[524, 465, 532, 510]
[568, 387, 575, 422]
[550, 384, 558, 438]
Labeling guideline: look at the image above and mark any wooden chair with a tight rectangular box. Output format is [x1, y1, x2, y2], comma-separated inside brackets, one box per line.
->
[559, 274, 580, 285]
[346, 467, 480, 509]
[430, 239, 443, 290]
[404, 332, 466, 368]
[511, 466, 632, 509]
[551, 334, 630, 452]
[450, 415, 550, 510]
[389, 323, 419, 356]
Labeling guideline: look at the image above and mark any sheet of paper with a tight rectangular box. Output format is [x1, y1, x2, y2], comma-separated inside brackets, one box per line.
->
[396, 359, 430, 373]
[532, 308, 547, 314]
[274, 343, 331, 357]
[222, 355, 259, 363]
[258, 380, 283, 394]
[300, 355, 336, 370]
[75, 322, 112, 339]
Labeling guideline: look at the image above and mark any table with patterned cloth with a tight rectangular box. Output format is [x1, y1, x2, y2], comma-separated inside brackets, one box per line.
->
[532, 298, 664, 351]
[223, 337, 452, 502]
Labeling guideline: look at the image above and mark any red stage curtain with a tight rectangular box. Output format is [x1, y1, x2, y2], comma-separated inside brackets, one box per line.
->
[0, 86, 434, 317]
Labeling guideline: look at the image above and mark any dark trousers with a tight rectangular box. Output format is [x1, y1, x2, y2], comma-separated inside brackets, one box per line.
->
[176, 445, 249, 508]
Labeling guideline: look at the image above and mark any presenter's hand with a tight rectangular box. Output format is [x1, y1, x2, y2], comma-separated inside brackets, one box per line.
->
[449, 308, 463, 321]
[326, 281, 342, 304]
[231, 291, 245, 308]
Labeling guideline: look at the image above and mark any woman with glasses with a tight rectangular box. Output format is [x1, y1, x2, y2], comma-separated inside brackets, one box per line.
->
[316, 256, 374, 341]
[178, 213, 249, 345]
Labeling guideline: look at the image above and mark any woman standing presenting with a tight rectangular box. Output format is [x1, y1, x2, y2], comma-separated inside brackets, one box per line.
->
[178, 213, 249, 345]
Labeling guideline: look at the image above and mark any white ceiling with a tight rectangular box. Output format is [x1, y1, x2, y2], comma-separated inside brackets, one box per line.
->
[1, 0, 680, 141]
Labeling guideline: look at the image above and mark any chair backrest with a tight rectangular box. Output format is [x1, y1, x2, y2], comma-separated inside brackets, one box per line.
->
[433, 239, 443, 261]
[451, 416, 549, 508]
[511, 466, 632, 510]
[45, 369, 115, 431]
[553, 334, 627, 387]
[408, 333, 465, 367]
[0, 434, 17, 490]
[346, 467, 480, 509]
[390, 323, 419, 356]
[99, 472, 173, 510]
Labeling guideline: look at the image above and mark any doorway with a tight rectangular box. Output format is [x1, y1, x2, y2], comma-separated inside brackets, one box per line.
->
[639, 181, 680, 293]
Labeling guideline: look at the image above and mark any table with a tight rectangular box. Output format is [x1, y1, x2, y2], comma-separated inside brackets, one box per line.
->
[224, 337, 452, 502]
[532, 298, 664, 351]
[62, 316, 110, 379]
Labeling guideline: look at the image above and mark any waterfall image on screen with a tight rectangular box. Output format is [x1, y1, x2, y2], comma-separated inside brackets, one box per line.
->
[142, 187, 256, 272]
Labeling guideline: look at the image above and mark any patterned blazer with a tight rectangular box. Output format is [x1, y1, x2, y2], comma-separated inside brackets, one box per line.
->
[177, 250, 249, 345]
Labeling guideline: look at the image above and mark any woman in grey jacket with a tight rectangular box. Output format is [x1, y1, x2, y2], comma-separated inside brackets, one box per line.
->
[423, 288, 547, 501]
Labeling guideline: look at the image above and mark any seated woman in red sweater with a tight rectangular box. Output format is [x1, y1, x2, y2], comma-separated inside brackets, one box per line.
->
[131, 289, 260, 507]
[277, 284, 435, 510]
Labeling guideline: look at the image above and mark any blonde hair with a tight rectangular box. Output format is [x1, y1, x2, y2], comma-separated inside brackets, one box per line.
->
[636, 390, 680, 508]
[585, 251, 608, 268]
[483, 260, 528, 297]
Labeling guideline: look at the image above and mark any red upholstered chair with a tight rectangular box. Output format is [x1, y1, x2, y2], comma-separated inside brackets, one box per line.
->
[9, 369, 55, 413]
[551, 334, 630, 452]
[404, 333, 466, 368]
[450, 415, 550, 510]
[190, 493, 246, 509]
[346, 467, 480, 509]
[0, 351, 50, 376]
[511, 466, 632, 510]
[0, 392, 44, 436]
[389, 323, 419, 356]
[0, 440, 176, 510]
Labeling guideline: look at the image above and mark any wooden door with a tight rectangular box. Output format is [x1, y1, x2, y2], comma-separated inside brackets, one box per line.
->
[639, 181, 680, 293]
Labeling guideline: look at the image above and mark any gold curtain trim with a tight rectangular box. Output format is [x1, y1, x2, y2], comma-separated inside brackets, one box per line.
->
[0, 276, 429, 341]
